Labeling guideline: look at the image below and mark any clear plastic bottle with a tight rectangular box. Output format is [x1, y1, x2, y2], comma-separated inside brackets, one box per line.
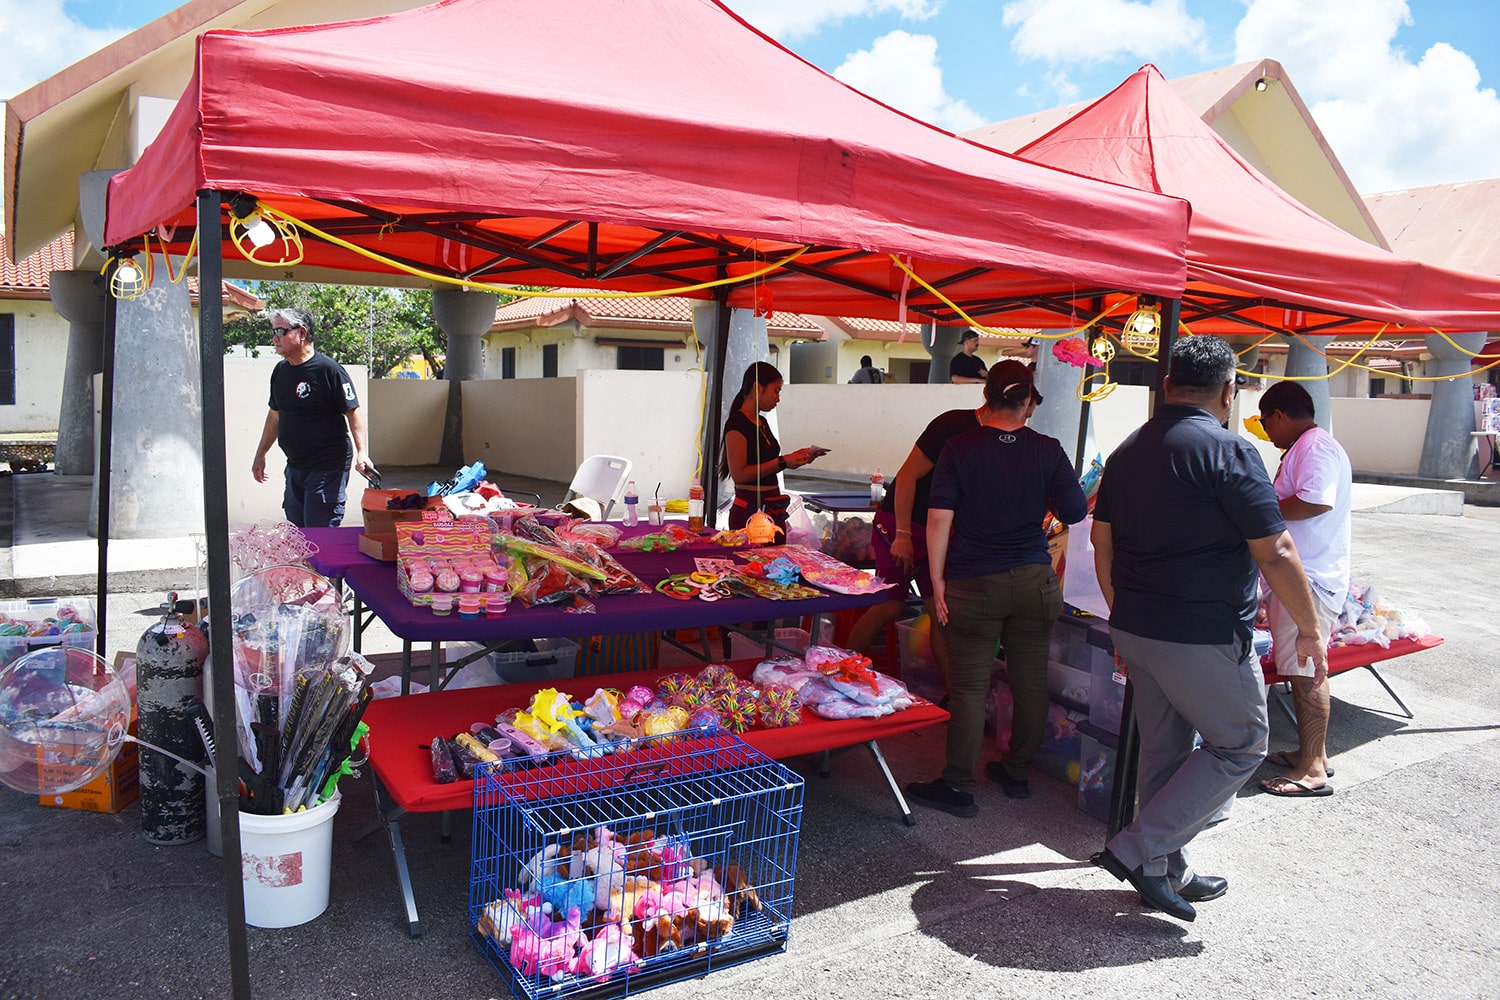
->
[622, 480, 639, 526]
[687, 476, 705, 531]
[870, 467, 885, 504]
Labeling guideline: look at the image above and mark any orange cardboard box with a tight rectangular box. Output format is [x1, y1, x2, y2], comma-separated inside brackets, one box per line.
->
[38, 652, 140, 814]
[361, 489, 429, 535]
[358, 532, 400, 561]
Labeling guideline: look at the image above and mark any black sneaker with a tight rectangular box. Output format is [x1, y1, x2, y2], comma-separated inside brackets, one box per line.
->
[985, 761, 1031, 799]
[905, 779, 978, 818]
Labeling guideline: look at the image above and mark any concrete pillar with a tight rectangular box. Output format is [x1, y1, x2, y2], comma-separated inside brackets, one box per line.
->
[925, 323, 968, 383]
[695, 302, 772, 445]
[1278, 333, 1335, 428]
[76, 168, 205, 538]
[431, 289, 498, 467]
[91, 278, 206, 538]
[1030, 337, 1089, 466]
[48, 270, 107, 475]
[1419, 330, 1487, 479]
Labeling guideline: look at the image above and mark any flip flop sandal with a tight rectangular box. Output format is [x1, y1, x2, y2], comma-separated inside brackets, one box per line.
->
[1265, 750, 1334, 777]
[1261, 776, 1334, 797]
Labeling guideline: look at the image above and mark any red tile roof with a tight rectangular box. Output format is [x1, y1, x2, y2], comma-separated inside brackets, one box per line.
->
[489, 288, 821, 334]
[2, 229, 264, 313]
[0, 230, 74, 294]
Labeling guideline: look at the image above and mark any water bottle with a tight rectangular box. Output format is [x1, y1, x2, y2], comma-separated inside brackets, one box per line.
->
[687, 476, 705, 531]
[870, 467, 885, 504]
[623, 480, 639, 526]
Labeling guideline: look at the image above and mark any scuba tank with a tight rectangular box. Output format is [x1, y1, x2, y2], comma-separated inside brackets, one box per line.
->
[137, 593, 210, 845]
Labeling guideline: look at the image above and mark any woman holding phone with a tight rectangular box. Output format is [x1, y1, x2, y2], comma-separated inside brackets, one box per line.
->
[720, 362, 823, 538]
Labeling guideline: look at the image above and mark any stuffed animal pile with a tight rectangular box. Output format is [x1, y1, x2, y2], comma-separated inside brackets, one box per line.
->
[475, 825, 764, 985]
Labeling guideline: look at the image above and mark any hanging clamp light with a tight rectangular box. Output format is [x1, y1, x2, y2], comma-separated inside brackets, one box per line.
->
[227, 193, 304, 265]
[104, 252, 149, 300]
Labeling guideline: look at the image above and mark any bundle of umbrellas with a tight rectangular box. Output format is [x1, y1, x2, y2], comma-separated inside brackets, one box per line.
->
[228, 567, 373, 815]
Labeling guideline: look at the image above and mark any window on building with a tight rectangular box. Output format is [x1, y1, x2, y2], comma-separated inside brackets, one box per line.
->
[501, 347, 516, 379]
[616, 345, 665, 371]
[542, 343, 558, 378]
[1369, 377, 1387, 397]
[0, 315, 14, 406]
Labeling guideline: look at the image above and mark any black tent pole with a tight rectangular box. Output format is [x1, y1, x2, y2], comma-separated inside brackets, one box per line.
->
[94, 268, 118, 655]
[196, 189, 252, 1000]
[701, 288, 732, 518]
[1105, 296, 1181, 839]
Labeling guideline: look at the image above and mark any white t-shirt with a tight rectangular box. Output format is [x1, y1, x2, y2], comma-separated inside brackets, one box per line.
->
[1273, 425, 1352, 613]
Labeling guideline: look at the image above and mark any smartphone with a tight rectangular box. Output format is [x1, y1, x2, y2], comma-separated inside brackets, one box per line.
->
[807, 446, 831, 458]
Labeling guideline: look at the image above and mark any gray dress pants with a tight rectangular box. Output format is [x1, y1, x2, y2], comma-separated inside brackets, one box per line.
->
[1105, 627, 1268, 884]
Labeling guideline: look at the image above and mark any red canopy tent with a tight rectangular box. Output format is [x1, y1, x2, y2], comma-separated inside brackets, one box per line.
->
[103, 0, 1189, 327]
[1011, 65, 1500, 336]
[97, 6, 1193, 992]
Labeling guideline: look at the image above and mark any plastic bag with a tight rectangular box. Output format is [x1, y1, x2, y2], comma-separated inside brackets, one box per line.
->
[786, 494, 819, 548]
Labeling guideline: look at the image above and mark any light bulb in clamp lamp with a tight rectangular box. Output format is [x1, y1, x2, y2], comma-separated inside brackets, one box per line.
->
[105, 253, 148, 300]
[228, 193, 303, 264]
[1122, 298, 1161, 353]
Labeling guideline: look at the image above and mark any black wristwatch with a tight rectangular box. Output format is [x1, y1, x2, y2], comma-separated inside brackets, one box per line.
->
[776, 456, 788, 472]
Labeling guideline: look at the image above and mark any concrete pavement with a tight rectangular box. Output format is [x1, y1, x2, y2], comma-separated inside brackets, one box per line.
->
[1, 470, 1498, 999]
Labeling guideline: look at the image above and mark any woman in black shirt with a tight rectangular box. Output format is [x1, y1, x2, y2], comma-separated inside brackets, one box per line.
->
[720, 362, 820, 536]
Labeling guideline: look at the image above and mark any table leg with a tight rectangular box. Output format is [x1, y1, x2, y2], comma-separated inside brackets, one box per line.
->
[356, 776, 422, 937]
[1106, 679, 1139, 839]
[1362, 665, 1415, 718]
[352, 590, 364, 653]
[865, 740, 915, 826]
[401, 641, 413, 696]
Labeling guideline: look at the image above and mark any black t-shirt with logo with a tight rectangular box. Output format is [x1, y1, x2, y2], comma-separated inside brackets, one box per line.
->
[269, 352, 358, 470]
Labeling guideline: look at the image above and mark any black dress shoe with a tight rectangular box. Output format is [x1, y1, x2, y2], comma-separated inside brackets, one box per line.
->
[1176, 874, 1228, 902]
[985, 761, 1031, 799]
[1091, 849, 1197, 922]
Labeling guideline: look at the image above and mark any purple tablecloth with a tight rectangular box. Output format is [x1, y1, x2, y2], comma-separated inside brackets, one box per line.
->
[338, 523, 885, 643]
[302, 526, 371, 579]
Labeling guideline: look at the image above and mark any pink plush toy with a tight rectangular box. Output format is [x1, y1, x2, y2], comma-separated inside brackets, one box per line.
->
[509, 926, 574, 982]
[573, 923, 640, 983]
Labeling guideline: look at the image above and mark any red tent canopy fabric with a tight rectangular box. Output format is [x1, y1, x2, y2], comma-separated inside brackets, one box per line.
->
[102, 0, 1189, 326]
[1013, 65, 1500, 335]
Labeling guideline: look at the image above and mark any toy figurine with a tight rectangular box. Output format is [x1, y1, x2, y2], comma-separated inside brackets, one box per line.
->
[744, 510, 783, 545]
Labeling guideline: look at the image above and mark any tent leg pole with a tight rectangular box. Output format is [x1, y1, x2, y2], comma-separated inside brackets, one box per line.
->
[95, 270, 118, 654]
[196, 189, 253, 1000]
[701, 289, 732, 518]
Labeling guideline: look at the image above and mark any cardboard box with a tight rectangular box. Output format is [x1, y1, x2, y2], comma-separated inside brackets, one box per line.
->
[361, 489, 428, 535]
[358, 532, 399, 561]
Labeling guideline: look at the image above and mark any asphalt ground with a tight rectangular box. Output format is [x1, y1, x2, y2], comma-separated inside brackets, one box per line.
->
[1, 470, 1498, 1000]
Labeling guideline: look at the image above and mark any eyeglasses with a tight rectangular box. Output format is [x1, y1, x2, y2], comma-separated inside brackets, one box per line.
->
[271, 325, 300, 337]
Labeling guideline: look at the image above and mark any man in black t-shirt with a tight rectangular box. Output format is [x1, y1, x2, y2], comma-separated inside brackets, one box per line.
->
[251, 308, 372, 527]
[948, 330, 987, 384]
[1088, 334, 1327, 922]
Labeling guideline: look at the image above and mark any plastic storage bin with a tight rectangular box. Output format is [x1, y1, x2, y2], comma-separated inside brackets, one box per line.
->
[0, 598, 96, 670]
[470, 731, 803, 999]
[1076, 723, 1119, 822]
[896, 617, 945, 703]
[443, 637, 581, 686]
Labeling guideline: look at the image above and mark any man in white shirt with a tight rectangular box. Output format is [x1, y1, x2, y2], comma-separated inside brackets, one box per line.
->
[1258, 381, 1351, 797]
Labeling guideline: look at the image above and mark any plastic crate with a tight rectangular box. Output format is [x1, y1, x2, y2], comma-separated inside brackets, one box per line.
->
[470, 731, 803, 999]
[0, 598, 96, 671]
[896, 618, 944, 703]
[1076, 723, 1119, 822]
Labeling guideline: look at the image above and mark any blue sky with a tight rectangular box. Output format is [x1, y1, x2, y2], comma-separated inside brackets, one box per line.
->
[6, 0, 1498, 193]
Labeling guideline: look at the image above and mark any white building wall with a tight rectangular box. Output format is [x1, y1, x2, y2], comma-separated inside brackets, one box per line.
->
[1, 303, 70, 433]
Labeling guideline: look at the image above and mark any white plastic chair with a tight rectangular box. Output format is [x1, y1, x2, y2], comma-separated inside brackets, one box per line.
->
[560, 455, 634, 520]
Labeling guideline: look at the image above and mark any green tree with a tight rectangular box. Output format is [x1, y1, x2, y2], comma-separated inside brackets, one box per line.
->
[226, 282, 447, 378]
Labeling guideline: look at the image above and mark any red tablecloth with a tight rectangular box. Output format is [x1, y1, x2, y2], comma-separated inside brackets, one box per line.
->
[362, 659, 949, 813]
[1262, 633, 1443, 684]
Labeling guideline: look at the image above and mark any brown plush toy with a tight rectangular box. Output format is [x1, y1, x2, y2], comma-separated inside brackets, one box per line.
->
[716, 862, 763, 920]
[632, 914, 683, 958]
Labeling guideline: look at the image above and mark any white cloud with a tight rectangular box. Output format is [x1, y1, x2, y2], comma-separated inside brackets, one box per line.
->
[0, 0, 128, 99]
[728, 0, 939, 41]
[1001, 0, 1206, 63]
[1236, 0, 1500, 191]
[833, 29, 985, 131]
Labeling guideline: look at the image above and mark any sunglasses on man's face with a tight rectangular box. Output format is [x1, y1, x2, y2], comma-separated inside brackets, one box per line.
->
[271, 326, 300, 337]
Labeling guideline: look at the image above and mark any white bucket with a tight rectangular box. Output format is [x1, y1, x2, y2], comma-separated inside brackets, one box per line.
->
[238, 792, 341, 928]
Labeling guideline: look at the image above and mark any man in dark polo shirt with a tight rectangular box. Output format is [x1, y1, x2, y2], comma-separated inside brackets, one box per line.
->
[1088, 334, 1327, 922]
[948, 329, 987, 384]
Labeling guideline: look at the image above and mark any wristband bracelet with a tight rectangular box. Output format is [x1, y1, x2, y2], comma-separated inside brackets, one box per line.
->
[776, 456, 788, 472]
[894, 529, 912, 537]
